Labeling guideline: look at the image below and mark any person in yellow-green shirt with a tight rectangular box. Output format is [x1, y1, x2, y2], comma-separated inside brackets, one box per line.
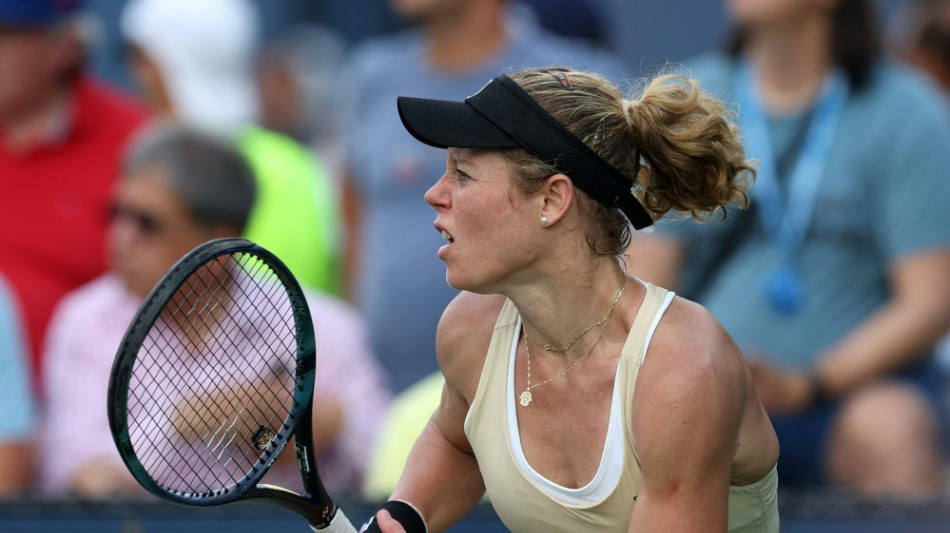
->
[119, 0, 341, 294]
[239, 126, 340, 293]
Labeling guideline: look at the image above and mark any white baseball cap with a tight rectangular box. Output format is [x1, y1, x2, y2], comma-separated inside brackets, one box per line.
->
[121, 0, 260, 137]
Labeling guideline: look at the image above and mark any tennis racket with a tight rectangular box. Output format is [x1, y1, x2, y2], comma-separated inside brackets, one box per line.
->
[107, 238, 355, 531]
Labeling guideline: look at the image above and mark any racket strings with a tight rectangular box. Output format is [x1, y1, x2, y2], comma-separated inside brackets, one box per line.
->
[129, 354, 210, 489]
[135, 272, 290, 489]
[127, 252, 302, 494]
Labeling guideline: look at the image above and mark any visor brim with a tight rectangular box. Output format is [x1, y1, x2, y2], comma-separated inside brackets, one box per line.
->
[397, 96, 521, 150]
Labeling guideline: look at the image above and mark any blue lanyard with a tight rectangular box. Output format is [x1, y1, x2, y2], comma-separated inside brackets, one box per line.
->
[735, 61, 848, 259]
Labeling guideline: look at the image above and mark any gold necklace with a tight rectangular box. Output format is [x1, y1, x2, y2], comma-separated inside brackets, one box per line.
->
[519, 276, 626, 407]
[524, 274, 627, 352]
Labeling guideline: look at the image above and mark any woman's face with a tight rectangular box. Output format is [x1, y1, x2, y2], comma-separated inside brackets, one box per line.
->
[423, 148, 540, 293]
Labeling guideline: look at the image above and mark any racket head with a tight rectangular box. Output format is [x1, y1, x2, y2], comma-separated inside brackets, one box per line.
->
[107, 238, 316, 507]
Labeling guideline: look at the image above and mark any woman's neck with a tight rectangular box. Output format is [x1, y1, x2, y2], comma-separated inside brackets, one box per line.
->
[509, 262, 628, 359]
[745, 15, 834, 114]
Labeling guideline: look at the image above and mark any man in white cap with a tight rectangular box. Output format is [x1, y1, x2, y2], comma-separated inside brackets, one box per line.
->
[120, 0, 343, 295]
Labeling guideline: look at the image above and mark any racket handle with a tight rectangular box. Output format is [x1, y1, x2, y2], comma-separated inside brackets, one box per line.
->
[310, 508, 358, 533]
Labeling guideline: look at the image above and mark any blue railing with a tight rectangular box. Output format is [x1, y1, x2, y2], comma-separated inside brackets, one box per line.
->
[2, 491, 950, 533]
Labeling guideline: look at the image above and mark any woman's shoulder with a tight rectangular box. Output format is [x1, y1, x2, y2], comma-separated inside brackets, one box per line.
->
[436, 292, 508, 393]
[632, 295, 752, 456]
[437, 291, 507, 357]
[641, 294, 747, 395]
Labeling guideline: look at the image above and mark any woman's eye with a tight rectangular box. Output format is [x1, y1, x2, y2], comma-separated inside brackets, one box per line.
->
[456, 170, 471, 182]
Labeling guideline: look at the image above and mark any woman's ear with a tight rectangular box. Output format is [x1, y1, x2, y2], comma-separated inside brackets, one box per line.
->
[538, 173, 574, 226]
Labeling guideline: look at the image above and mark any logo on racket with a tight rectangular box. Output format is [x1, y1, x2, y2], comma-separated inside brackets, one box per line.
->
[252, 425, 276, 450]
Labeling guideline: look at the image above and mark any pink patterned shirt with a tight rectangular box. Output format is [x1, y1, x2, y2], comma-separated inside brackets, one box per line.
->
[41, 273, 391, 496]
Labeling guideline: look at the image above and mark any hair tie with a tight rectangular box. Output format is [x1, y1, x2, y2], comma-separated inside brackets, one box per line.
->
[621, 99, 637, 131]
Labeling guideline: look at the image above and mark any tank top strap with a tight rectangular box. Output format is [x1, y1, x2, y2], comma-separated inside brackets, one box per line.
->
[464, 298, 521, 436]
[620, 280, 673, 454]
[620, 281, 672, 365]
[495, 297, 521, 329]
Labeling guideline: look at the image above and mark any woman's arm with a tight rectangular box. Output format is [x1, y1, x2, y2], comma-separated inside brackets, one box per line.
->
[628, 299, 747, 532]
[376, 292, 500, 533]
[385, 384, 486, 532]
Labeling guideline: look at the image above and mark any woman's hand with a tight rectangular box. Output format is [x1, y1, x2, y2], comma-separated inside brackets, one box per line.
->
[374, 510, 408, 533]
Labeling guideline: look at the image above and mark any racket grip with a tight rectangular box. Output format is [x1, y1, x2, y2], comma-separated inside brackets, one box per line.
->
[310, 508, 358, 533]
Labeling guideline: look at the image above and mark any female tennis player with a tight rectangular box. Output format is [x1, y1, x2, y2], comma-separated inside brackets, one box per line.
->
[361, 67, 780, 532]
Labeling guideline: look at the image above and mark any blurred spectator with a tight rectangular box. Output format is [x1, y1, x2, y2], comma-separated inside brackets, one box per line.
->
[120, 0, 343, 295]
[0, 275, 34, 494]
[520, 0, 609, 48]
[629, 0, 950, 497]
[341, 0, 627, 395]
[886, 0, 950, 415]
[887, 0, 950, 96]
[0, 0, 148, 392]
[255, 23, 349, 180]
[40, 123, 389, 498]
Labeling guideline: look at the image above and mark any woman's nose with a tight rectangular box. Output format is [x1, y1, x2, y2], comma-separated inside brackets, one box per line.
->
[424, 173, 449, 209]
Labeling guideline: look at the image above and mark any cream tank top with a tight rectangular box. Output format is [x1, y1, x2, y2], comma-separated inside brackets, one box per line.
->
[463, 281, 779, 532]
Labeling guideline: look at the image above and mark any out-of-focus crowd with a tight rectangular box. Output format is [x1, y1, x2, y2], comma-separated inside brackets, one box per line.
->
[1, 0, 949, 505]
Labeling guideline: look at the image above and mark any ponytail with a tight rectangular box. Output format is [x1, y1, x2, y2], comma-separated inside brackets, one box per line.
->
[502, 67, 754, 257]
[625, 74, 753, 221]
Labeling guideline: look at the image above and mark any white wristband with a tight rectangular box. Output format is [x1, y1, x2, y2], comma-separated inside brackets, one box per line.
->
[310, 508, 358, 533]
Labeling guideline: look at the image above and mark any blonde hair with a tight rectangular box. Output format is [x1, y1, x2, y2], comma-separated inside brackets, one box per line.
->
[501, 67, 753, 256]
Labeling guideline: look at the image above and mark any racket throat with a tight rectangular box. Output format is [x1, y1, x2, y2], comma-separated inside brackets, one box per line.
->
[251, 484, 338, 528]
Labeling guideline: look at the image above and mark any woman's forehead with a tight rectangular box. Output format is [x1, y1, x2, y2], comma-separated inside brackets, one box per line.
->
[449, 147, 477, 160]
[449, 147, 504, 167]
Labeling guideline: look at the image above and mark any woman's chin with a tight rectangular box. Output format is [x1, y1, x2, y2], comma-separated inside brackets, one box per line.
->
[444, 269, 474, 292]
[445, 272, 496, 295]
[444, 271, 463, 291]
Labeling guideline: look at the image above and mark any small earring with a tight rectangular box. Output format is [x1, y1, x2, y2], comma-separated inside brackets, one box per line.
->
[540, 216, 549, 226]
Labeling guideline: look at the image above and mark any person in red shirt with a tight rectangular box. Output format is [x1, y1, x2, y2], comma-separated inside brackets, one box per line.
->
[0, 0, 147, 394]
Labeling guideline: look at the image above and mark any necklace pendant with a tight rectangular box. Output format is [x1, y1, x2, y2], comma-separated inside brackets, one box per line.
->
[519, 390, 533, 406]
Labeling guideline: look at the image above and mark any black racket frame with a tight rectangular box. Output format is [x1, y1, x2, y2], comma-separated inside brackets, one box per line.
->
[107, 238, 337, 527]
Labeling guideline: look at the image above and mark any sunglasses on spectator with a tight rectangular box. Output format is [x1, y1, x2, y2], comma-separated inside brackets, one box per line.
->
[111, 203, 166, 237]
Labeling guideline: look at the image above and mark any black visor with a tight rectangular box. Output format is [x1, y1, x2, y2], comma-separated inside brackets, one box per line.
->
[397, 74, 653, 230]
